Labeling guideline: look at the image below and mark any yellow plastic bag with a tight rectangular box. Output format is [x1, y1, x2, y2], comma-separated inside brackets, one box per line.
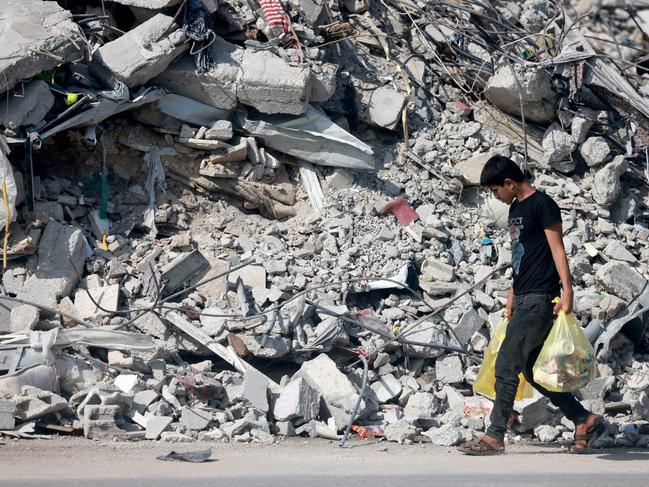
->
[532, 311, 598, 393]
[473, 318, 534, 400]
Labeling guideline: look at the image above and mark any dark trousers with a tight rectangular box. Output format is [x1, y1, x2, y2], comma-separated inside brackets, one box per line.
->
[486, 293, 590, 439]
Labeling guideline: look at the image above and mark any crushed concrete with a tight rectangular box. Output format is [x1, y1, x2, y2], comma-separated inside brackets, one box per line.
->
[0, 0, 648, 452]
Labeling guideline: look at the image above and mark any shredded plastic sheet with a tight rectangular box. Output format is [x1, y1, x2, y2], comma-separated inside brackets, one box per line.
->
[533, 311, 598, 393]
[39, 89, 231, 141]
[157, 93, 230, 126]
[473, 318, 535, 401]
[157, 448, 213, 463]
[237, 106, 376, 170]
[143, 146, 172, 236]
[40, 88, 164, 140]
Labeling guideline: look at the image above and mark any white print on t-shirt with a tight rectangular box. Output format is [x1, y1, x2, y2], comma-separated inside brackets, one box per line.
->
[508, 218, 524, 275]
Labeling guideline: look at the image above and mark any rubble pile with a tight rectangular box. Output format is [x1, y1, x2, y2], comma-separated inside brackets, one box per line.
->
[1, 0, 649, 449]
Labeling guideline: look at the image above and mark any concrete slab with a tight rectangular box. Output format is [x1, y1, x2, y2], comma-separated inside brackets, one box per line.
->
[238, 49, 311, 115]
[153, 36, 312, 115]
[273, 377, 320, 422]
[18, 221, 87, 313]
[152, 39, 240, 109]
[0, 80, 54, 129]
[0, 0, 84, 94]
[91, 14, 188, 88]
[74, 284, 120, 320]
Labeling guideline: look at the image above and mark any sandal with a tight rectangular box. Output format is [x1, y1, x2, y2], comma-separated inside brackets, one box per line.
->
[567, 415, 606, 454]
[457, 437, 505, 456]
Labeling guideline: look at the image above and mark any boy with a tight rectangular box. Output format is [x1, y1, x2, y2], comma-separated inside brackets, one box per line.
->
[458, 156, 605, 455]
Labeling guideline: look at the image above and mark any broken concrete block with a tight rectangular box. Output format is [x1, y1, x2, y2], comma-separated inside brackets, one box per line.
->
[91, 14, 188, 88]
[0, 80, 54, 130]
[0, 399, 15, 430]
[542, 122, 575, 165]
[133, 311, 168, 339]
[367, 86, 407, 130]
[0, 365, 58, 397]
[404, 322, 447, 359]
[238, 49, 312, 115]
[0, 0, 84, 93]
[18, 221, 86, 312]
[534, 424, 560, 442]
[596, 260, 646, 302]
[452, 309, 485, 346]
[485, 65, 557, 123]
[443, 385, 466, 412]
[404, 392, 438, 420]
[133, 390, 159, 413]
[204, 120, 234, 141]
[14, 386, 67, 421]
[26, 200, 65, 223]
[240, 335, 290, 359]
[227, 265, 267, 303]
[592, 156, 627, 207]
[160, 250, 209, 296]
[309, 63, 338, 103]
[384, 419, 418, 443]
[421, 258, 455, 282]
[73, 284, 120, 320]
[114, 374, 139, 394]
[83, 404, 125, 440]
[275, 421, 296, 436]
[370, 374, 402, 403]
[180, 137, 229, 151]
[580, 136, 611, 168]
[243, 369, 270, 413]
[435, 355, 464, 384]
[10, 304, 39, 332]
[152, 38, 240, 110]
[596, 294, 626, 320]
[293, 354, 366, 429]
[579, 376, 615, 401]
[455, 149, 503, 186]
[422, 424, 463, 446]
[198, 144, 248, 177]
[272, 377, 320, 422]
[603, 240, 637, 263]
[180, 406, 212, 431]
[146, 415, 173, 440]
[419, 281, 462, 297]
[513, 396, 548, 432]
[571, 109, 596, 144]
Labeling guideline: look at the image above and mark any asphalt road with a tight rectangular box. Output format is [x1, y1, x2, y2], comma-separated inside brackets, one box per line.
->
[1, 437, 647, 487]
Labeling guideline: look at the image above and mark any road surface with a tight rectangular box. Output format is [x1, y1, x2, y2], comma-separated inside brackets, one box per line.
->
[0, 437, 647, 486]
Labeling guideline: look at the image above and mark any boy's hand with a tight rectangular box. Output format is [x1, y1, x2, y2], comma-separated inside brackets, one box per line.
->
[553, 291, 573, 315]
[504, 301, 513, 319]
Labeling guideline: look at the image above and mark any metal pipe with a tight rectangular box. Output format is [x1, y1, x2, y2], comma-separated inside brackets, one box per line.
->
[339, 353, 368, 448]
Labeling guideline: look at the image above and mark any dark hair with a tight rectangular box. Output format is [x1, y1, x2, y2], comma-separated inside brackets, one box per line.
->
[479, 155, 526, 186]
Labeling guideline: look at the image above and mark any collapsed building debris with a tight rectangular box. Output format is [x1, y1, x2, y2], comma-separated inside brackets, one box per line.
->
[0, 0, 649, 450]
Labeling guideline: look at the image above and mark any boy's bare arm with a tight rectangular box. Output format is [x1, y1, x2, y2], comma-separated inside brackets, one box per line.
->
[505, 285, 514, 319]
[544, 223, 573, 314]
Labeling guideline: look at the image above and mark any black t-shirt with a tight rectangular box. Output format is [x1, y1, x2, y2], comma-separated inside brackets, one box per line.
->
[508, 190, 562, 295]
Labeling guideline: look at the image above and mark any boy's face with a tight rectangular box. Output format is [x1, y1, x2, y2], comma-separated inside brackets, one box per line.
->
[488, 180, 516, 204]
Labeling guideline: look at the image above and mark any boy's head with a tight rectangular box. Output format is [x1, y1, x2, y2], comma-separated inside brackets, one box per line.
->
[480, 155, 526, 204]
